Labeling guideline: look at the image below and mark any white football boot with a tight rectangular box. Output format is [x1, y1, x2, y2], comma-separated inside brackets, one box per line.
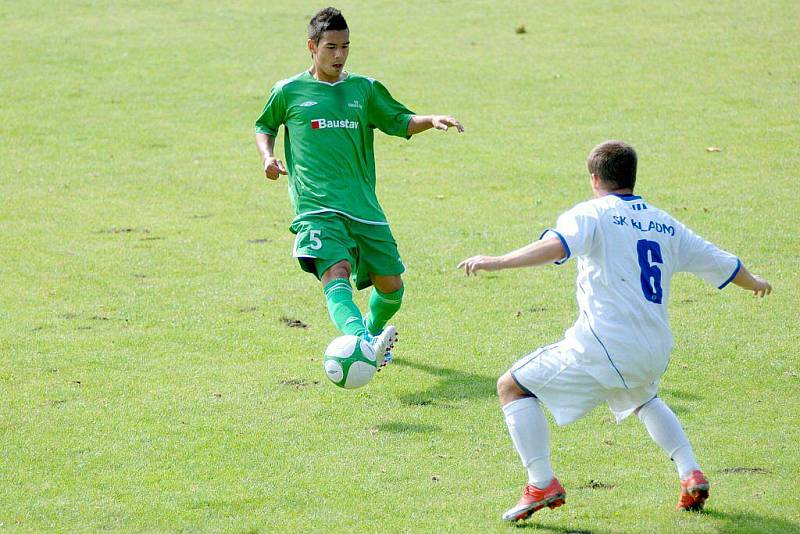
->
[368, 325, 397, 368]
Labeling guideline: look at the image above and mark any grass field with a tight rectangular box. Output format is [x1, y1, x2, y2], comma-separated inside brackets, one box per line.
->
[2, 1, 799, 532]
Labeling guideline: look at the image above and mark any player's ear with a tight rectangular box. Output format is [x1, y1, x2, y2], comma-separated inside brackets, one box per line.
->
[307, 38, 316, 56]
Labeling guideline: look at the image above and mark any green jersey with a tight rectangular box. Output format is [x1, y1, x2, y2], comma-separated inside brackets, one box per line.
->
[255, 70, 414, 225]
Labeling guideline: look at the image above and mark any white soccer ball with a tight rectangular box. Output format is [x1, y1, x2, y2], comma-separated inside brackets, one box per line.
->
[323, 335, 377, 389]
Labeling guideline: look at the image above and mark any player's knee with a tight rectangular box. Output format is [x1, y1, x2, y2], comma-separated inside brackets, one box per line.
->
[635, 396, 661, 418]
[387, 277, 404, 293]
[373, 275, 403, 294]
[497, 372, 525, 404]
[323, 261, 351, 282]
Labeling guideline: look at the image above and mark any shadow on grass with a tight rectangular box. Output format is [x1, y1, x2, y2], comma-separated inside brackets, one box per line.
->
[511, 509, 800, 533]
[376, 421, 440, 434]
[393, 359, 497, 406]
[664, 403, 689, 417]
[701, 509, 800, 533]
[190, 497, 265, 510]
[512, 523, 602, 533]
[659, 387, 704, 417]
[660, 387, 702, 402]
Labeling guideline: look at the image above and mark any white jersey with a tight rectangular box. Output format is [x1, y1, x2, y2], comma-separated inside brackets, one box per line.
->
[542, 193, 740, 389]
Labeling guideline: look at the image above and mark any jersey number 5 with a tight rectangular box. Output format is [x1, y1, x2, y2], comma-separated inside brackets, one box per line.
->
[636, 239, 663, 304]
[309, 229, 322, 250]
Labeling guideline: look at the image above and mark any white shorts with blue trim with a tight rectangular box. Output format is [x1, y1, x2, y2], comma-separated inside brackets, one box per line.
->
[510, 340, 658, 426]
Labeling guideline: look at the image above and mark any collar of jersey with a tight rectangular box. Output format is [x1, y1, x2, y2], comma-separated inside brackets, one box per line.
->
[609, 193, 642, 201]
[305, 70, 350, 86]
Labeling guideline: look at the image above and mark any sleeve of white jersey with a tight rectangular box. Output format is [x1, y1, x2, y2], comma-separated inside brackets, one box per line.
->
[675, 223, 741, 289]
[539, 202, 598, 265]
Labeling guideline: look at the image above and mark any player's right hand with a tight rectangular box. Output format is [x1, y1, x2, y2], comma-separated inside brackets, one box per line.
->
[458, 255, 500, 276]
[431, 115, 465, 133]
[265, 157, 288, 180]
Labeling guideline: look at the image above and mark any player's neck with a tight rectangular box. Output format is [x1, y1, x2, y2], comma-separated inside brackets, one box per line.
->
[594, 187, 635, 199]
[309, 66, 346, 84]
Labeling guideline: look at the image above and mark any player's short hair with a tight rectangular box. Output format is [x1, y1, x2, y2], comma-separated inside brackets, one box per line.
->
[308, 7, 348, 43]
[587, 141, 637, 190]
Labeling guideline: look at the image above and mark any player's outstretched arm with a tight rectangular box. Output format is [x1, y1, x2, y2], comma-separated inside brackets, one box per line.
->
[731, 263, 772, 297]
[255, 132, 287, 180]
[458, 237, 567, 276]
[407, 115, 464, 135]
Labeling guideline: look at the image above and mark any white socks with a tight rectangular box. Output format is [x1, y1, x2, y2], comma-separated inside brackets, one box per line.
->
[637, 397, 700, 479]
[502, 397, 554, 488]
[503, 395, 700, 485]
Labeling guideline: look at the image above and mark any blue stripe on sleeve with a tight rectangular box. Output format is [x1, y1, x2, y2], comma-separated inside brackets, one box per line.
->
[718, 258, 742, 289]
[539, 228, 571, 265]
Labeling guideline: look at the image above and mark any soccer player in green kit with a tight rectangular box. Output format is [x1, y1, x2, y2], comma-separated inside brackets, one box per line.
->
[255, 7, 463, 365]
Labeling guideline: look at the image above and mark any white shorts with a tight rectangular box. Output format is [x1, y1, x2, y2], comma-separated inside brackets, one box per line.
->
[510, 341, 658, 426]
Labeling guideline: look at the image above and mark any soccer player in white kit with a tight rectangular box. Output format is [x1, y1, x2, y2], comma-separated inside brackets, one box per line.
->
[458, 141, 772, 521]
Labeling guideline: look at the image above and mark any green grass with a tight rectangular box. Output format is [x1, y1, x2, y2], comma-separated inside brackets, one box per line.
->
[2, 0, 799, 532]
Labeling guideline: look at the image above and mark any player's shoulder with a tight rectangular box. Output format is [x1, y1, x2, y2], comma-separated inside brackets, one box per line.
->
[636, 200, 683, 228]
[345, 73, 384, 96]
[272, 71, 309, 92]
[562, 197, 604, 219]
[348, 73, 394, 94]
[594, 194, 671, 218]
[347, 72, 380, 85]
[616, 196, 691, 237]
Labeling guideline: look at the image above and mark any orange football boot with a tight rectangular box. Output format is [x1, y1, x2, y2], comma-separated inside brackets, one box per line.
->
[502, 478, 566, 522]
[676, 470, 710, 511]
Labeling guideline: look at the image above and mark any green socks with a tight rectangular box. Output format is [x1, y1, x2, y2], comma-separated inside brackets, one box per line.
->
[323, 279, 404, 338]
[323, 279, 367, 337]
[366, 285, 404, 335]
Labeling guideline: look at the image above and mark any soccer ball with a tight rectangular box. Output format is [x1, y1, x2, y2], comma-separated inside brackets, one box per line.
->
[323, 335, 377, 389]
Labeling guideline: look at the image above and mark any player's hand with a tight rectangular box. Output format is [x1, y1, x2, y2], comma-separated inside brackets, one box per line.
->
[264, 157, 288, 180]
[458, 255, 500, 276]
[751, 276, 772, 297]
[431, 115, 464, 133]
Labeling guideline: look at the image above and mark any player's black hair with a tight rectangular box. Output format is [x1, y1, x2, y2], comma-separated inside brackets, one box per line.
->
[308, 7, 348, 43]
[587, 141, 637, 190]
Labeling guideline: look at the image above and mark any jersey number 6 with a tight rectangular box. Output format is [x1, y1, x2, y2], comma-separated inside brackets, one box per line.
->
[636, 239, 663, 304]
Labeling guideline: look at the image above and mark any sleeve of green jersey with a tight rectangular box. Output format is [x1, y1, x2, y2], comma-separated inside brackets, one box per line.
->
[254, 84, 286, 136]
[367, 79, 415, 138]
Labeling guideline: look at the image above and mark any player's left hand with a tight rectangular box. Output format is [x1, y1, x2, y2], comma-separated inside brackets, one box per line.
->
[432, 115, 464, 133]
[751, 276, 772, 297]
[458, 255, 499, 275]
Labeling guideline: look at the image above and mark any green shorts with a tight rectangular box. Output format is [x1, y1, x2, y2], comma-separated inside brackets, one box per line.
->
[290, 212, 405, 290]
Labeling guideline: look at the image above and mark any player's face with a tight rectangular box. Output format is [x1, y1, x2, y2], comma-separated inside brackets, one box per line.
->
[309, 30, 350, 82]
